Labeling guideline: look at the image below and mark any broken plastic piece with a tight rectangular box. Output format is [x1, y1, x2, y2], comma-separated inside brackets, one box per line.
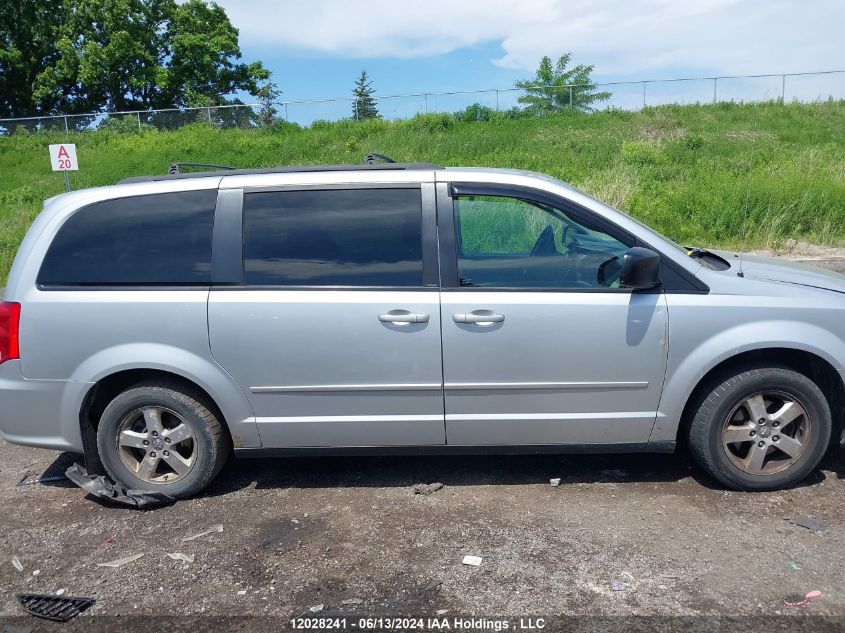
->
[412, 482, 444, 495]
[806, 590, 823, 600]
[65, 464, 174, 509]
[18, 474, 68, 486]
[12, 556, 23, 572]
[97, 553, 145, 568]
[785, 516, 826, 533]
[166, 553, 195, 563]
[309, 604, 324, 613]
[341, 598, 363, 605]
[182, 524, 224, 542]
[462, 555, 482, 567]
[611, 581, 625, 591]
[17, 593, 95, 622]
[550, 478, 561, 487]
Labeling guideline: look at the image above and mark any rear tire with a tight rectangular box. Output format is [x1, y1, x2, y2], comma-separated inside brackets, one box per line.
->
[688, 366, 831, 491]
[96, 381, 229, 498]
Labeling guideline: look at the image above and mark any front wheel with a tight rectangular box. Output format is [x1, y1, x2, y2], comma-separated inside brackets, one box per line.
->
[96, 381, 230, 498]
[688, 366, 831, 491]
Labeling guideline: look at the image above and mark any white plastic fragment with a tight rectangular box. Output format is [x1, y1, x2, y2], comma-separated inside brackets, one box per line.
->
[97, 553, 145, 568]
[341, 598, 363, 605]
[32, 570, 40, 576]
[462, 555, 483, 567]
[437, 609, 449, 615]
[550, 478, 561, 487]
[56, 589, 66, 596]
[182, 524, 224, 542]
[166, 552, 195, 563]
[237, 590, 247, 596]
[309, 604, 324, 613]
[11, 557, 23, 572]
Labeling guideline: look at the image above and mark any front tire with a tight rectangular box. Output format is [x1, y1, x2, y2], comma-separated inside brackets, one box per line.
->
[688, 366, 831, 491]
[96, 381, 229, 499]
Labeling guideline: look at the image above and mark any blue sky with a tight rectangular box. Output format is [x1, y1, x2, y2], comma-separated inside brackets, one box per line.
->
[214, 0, 845, 120]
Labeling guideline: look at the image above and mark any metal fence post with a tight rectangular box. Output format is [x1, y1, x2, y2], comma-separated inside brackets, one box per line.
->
[424, 93, 428, 114]
[495, 90, 499, 111]
[713, 77, 717, 104]
[642, 81, 646, 107]
[207, 107, 212, 125]
[354, 100, 359, 121]
[782, 74, 786, 101]
[63, 116, 69, 134]
[569, 86, 573, 108]
[284, 103, 289, 122]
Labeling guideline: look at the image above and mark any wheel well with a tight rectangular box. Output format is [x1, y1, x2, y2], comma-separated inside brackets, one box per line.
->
[678, 348, 845, 448]
[79, 368, 230, 475]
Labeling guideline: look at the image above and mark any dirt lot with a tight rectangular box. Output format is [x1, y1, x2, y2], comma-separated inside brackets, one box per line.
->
[1, 255, 844, 631]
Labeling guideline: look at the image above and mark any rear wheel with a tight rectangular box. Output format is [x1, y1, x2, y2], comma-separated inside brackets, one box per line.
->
[688, 366, 831, 491]
[96, 381, 229, 498]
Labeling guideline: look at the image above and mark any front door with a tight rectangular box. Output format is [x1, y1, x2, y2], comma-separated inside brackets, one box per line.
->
[438, 184, 668, 446]
[209, 184, 445, 447]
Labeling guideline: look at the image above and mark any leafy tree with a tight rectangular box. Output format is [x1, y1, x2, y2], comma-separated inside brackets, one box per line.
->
[1, 0, 268, 117]
[352, 70, 379, 119]
[455, 102, 495, 122]
[256, 77, 282, 127]
[516, 53, 611, 113]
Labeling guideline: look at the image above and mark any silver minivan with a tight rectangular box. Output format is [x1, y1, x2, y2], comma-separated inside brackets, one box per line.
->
[1, 162, 843, 498]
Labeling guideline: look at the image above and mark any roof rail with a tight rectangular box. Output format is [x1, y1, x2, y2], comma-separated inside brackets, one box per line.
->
[119, 161, 443, 184]
[168, 162, 235, 175]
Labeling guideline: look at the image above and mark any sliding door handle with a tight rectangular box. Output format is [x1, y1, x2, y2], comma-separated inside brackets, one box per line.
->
[379, 310, 430, 325]
[453, 311, 505, 325]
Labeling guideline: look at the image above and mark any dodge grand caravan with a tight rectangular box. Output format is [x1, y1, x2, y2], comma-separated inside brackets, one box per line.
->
[1, 161, 843, 498]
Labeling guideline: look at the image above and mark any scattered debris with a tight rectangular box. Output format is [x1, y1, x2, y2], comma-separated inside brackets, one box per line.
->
[621, 571, 636, 582]
[12, 556, 23, 572]
[166, 553, 195, 563]
[182, 524, 224, 542]
[309, 604, 324, 613]
[462, 555, 482, 567]
[237, 590, 247, 596]
[96, 553, 145, 568]
[784, 593, 808, 607]
[785, 516, 826, 533]
[787, 561, 802, 570]
[17, 593, 94, 622]
[412, 482, 444, 495]
[806, 590, 823, 600]
[18, 474, 68, 487]
[611, 581, 625, 591]
[32, 570, 40, 576]
[341, 598, 363, 606]
[65, 464, 174, 509]
[437, 609, 449, 615]
[56, 589, 66, 596]
[550, 478, 561, 487]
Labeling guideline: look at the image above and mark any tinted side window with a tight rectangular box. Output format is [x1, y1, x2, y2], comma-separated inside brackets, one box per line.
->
[38, 190, 216, 285]
[243, 188, 423, 286]
[454, 195, 631, 289]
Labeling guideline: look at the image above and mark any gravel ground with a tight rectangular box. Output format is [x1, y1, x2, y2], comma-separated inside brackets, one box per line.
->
[0, 256, 843, 631]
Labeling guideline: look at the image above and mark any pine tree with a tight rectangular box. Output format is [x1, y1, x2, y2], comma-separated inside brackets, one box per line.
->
[352, 70, 379, 119]
[516, 53, 611, 113]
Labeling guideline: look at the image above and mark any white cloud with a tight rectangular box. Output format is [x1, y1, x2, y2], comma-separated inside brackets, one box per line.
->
[217, 0, 845, 76]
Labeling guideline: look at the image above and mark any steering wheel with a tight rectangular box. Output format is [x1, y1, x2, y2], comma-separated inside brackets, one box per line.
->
[596, 254, 623, 287]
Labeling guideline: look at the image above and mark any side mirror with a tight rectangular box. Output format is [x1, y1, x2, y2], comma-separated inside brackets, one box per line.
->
[620, 247, 661, 290]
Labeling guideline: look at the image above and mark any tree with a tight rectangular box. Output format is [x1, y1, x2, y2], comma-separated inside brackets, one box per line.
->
[515, 53, 611, 114]
[256, 77, 282, 127]
[1, 0, 268, 117]
[352, 70, 379, 120]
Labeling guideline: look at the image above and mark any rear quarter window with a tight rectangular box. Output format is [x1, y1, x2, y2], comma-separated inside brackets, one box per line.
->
[37, 190, 217, 286]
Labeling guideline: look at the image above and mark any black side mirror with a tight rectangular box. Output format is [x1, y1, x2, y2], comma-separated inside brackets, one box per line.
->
[619, 247, 661, 290]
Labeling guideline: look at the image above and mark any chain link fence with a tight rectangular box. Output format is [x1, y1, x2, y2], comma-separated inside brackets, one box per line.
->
[2, 70, 844, 135]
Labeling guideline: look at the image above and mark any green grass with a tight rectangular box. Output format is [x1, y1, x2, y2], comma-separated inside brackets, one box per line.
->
[2, 100, 844, 284]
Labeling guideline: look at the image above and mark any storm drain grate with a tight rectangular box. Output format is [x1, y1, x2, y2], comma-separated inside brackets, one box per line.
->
[16, 593, 95, 622]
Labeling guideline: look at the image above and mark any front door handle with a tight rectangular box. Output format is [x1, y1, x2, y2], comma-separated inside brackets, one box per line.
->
[378, 310, 430, 325]
[453, 311, 505, 325]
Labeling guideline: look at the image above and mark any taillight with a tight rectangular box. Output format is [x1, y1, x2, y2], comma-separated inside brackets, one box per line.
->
[0, 302, 21, 365]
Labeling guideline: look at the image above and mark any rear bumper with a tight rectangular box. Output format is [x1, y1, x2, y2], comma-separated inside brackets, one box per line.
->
[0, 360, 91, 452]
